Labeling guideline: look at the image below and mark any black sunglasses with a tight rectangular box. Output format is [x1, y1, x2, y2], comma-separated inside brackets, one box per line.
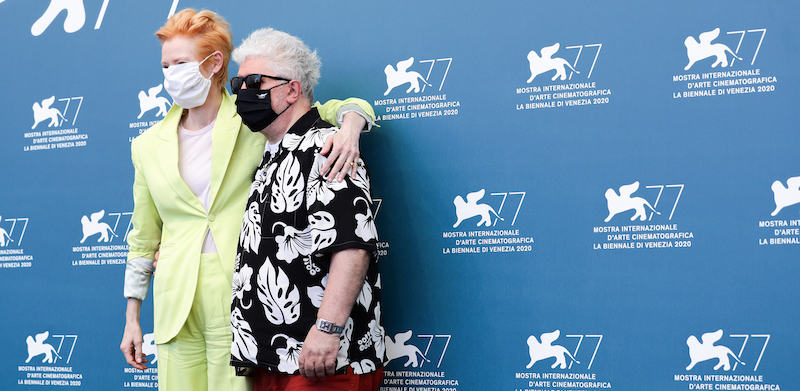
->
[230, 74, 291, 94]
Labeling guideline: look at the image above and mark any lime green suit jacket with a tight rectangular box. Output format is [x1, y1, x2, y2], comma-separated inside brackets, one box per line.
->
[127, 90, 373, 344]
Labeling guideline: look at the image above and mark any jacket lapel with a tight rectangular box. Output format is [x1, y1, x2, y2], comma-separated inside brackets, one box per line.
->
[209, 91, 241, 208]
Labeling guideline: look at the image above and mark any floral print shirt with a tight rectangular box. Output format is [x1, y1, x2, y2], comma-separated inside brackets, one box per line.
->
[230, 108, 384, 375]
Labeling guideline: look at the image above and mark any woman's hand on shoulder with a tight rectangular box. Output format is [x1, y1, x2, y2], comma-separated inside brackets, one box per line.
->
[319, 112, 365, 182]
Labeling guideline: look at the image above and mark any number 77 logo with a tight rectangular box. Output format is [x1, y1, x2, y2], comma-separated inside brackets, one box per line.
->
[564, 334, 602, 370]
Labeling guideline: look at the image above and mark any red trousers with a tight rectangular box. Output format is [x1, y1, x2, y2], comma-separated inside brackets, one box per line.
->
[253, 367, 384, 391]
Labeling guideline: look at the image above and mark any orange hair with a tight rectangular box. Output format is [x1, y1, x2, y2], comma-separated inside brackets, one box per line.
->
[156, 9, 233, 90]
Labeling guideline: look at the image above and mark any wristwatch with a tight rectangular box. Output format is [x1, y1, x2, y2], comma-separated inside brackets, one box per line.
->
[315, 318, 344, 335]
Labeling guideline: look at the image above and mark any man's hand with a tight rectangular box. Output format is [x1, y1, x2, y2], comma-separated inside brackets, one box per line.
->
[319, 112, 365, 182]
[297, 248, 369, 380]
[120, 320, 148, 370]
[297, 327, 340, 381]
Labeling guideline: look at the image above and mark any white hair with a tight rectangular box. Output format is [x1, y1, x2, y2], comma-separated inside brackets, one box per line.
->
[232, 28, 320, 102]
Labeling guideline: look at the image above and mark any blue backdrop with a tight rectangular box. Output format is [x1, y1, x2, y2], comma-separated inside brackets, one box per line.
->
[1, 1, 798, 390]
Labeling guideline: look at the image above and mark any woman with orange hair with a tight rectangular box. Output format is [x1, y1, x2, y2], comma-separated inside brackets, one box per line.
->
[119, 9, 375, 391]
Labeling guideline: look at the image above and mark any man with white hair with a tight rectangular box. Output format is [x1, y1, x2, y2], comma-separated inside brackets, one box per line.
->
[228, 28, 384, 391]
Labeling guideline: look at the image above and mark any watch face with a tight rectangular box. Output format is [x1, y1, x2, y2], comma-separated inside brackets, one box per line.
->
[317, 319, 331, 332]
[316, 319, 342, 334]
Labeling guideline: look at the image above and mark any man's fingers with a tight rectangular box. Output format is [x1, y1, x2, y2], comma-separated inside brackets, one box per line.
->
[315, 362, 326, 381]
[299, 356, 333, 382]
[298, 356, 306, 378]
[301, 364, 317, 382]
[325, 357, 336, 377]
[299, 354, 313, 380]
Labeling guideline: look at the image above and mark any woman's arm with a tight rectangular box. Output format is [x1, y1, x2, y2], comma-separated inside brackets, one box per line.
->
[121, 140, 160, 369]
[315, 98, 377, 182]
[120, 298, 149, 370]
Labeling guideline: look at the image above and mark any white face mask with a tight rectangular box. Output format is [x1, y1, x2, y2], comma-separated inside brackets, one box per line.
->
[162, 53, 215, 109]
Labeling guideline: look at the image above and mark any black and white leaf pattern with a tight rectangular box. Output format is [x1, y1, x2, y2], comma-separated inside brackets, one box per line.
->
[231, 261, 253, 307]
[307, 155, 347, 206]
[272, 334, 303, 374]
[369, 304, 385, 360]
[256, 261, 301, 325]
[350, 359, 377, 375]
[240, 202, 261, 254]
[274, 224, 313, 263]
[281, 133, 304, 151]
[353, 197, 378, 242]
[232, 115, 381, 374]
[337, 318, 355, 370]
[270, 154, 304, 214]
[350, 162, 372, 200]
[356, 280, 373, 310]
[231, 308, 258, 364]
[307, 274, 328, 308]
[308, 211, 337, 251]
[298, 127, 336, 151]
[250, 162, 276, 202]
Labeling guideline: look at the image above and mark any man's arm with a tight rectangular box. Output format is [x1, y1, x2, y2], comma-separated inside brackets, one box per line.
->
[297, 248, 370, 381]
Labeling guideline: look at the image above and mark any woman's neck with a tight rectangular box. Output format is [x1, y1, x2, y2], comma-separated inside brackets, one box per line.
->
[181, 88, 223, 130]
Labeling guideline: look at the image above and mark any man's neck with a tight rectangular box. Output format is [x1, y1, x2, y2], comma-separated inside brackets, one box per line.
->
[260, 100, 312, 144]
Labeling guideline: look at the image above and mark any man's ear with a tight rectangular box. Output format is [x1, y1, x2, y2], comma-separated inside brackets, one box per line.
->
[285, 80, 302, 103]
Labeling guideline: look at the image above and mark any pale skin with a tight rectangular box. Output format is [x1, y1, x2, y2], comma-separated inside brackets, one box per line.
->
[238, 56, 371, 381]
[297, 248, 369, 382]
[320, 112, 364, 182]
[120, 37, 366, 370]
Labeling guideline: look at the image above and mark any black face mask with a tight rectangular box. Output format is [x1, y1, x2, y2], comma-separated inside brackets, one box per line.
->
[236, 85, 291, 132]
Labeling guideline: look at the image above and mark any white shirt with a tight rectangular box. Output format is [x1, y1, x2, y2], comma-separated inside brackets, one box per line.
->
[178, 119, 217, 254]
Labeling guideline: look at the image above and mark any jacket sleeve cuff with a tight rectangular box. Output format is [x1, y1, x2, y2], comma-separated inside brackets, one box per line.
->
[337, 104, 374, 132]
[124, 257, 154, 300]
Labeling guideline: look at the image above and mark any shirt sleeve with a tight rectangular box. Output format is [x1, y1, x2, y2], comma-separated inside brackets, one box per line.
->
[124, 257, 154, 300]
[306, 151, 378, 255]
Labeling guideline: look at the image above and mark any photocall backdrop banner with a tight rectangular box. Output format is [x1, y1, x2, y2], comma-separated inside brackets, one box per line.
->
[0, 1, 798, 390]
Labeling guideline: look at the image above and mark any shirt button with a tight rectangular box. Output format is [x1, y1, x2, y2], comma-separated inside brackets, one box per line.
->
[208, 214, 216, 222]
